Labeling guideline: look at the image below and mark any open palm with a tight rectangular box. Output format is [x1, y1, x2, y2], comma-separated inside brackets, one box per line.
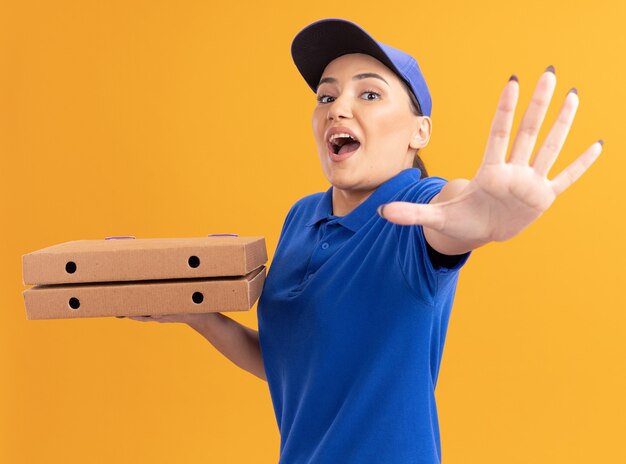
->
[381, 67, 602, 249]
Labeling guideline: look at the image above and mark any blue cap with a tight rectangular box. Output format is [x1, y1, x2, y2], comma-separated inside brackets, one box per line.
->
[291, 18, 432, 117]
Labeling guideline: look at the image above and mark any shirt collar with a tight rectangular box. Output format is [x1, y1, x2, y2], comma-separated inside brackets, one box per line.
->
[305, 168, 421, 232]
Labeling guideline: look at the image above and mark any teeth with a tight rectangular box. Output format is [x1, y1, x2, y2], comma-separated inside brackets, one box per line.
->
[328, 133, 356, 143]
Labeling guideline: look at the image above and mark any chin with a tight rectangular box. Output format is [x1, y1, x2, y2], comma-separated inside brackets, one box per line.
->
[322, 165, 368, 191]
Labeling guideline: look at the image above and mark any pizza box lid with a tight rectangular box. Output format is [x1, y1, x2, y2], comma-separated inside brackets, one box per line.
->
[22, 235, 267, 285]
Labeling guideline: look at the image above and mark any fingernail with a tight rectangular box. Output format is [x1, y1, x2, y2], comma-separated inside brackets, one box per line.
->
[598, 139, 604, 146]
[568, 87, 578, 95]
[545, 65, 556, 74]
[377, 204, 386, 218]
[508, 74, 518, 82]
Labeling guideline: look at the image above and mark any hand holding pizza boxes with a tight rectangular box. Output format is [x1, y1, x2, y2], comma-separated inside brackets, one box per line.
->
[21, 235, 267, 320]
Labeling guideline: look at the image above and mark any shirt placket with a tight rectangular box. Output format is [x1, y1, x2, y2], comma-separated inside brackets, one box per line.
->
[304, 219, 343, 281]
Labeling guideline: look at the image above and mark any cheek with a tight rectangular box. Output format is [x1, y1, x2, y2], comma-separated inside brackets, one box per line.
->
[364, 106, 412, 146]
[312, 110, 325, 142]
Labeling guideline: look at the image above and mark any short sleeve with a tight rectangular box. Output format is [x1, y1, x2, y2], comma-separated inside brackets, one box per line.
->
[394, 176, 471, 302]
[275, 201, 298, 250]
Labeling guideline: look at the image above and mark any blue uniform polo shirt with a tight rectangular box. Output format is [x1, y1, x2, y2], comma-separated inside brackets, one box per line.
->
[257, 168, 470, 464]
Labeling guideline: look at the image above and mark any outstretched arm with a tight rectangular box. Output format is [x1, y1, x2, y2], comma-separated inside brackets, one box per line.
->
[380, 67, 603, 255]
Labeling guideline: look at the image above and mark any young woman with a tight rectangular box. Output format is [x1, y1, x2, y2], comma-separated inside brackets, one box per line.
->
[129, 18, 602, 464]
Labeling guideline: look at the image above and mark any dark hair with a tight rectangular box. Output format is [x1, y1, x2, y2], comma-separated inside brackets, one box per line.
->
[399, 80, 429, 179]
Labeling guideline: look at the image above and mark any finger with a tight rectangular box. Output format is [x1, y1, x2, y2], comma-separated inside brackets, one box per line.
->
[127, 315, 153, 322]
[483, 76, 520, 165]
[379, 201, 445, 230]
[551, 141, 603, 196]
[508, 67, 557, 165]
[532, 88, 579, 176]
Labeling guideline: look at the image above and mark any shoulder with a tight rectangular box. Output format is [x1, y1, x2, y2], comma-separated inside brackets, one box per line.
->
[397, 175, 449, 204]
[280, 191, 326, 229]
[292, 191, 324, 209]
[285, 192, 324, 217]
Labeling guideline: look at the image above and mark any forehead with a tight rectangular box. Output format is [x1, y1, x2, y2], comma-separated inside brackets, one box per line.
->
[320, 53, 397, 82]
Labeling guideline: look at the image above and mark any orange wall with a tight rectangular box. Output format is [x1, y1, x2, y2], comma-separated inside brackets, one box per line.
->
[2, 1, 624, 462]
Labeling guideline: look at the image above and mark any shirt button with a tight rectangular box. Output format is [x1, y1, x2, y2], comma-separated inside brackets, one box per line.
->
[321, 242, 329, 250]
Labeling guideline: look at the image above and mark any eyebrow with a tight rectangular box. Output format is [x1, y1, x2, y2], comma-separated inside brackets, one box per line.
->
[317, 72, 390, 88]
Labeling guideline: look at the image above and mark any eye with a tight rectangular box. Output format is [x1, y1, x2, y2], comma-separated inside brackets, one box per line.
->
[361, 90, 381, 101]
[317, 94, 335, 104]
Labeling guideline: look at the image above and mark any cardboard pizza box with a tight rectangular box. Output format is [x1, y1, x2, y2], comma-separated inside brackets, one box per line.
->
[22, 235, 267, 285]
[23, 266, 266, 320]
[21, 235, 268, 320]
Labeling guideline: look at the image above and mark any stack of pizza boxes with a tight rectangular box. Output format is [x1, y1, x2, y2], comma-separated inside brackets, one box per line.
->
[22, 235, 267, 320]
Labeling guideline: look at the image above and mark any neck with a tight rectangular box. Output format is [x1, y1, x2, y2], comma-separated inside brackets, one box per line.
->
[331, 187, 375, 217]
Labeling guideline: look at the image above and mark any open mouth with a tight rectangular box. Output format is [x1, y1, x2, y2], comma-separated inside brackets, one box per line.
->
[328, 133, 361, 156]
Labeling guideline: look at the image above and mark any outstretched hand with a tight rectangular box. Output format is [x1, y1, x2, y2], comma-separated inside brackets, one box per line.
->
[380, 67, 602, 255]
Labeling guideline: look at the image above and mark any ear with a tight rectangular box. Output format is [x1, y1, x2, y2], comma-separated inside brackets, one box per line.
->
[409, 116, 432, 150]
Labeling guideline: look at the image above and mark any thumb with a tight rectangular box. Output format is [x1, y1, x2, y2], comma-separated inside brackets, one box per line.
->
[378, 201, 445, 230]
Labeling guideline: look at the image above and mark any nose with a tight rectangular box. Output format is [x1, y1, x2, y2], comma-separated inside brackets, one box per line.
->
[326, 94, 353, 121]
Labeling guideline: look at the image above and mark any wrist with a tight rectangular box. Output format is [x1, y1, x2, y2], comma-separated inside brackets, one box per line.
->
[185, 312, 221, 330]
